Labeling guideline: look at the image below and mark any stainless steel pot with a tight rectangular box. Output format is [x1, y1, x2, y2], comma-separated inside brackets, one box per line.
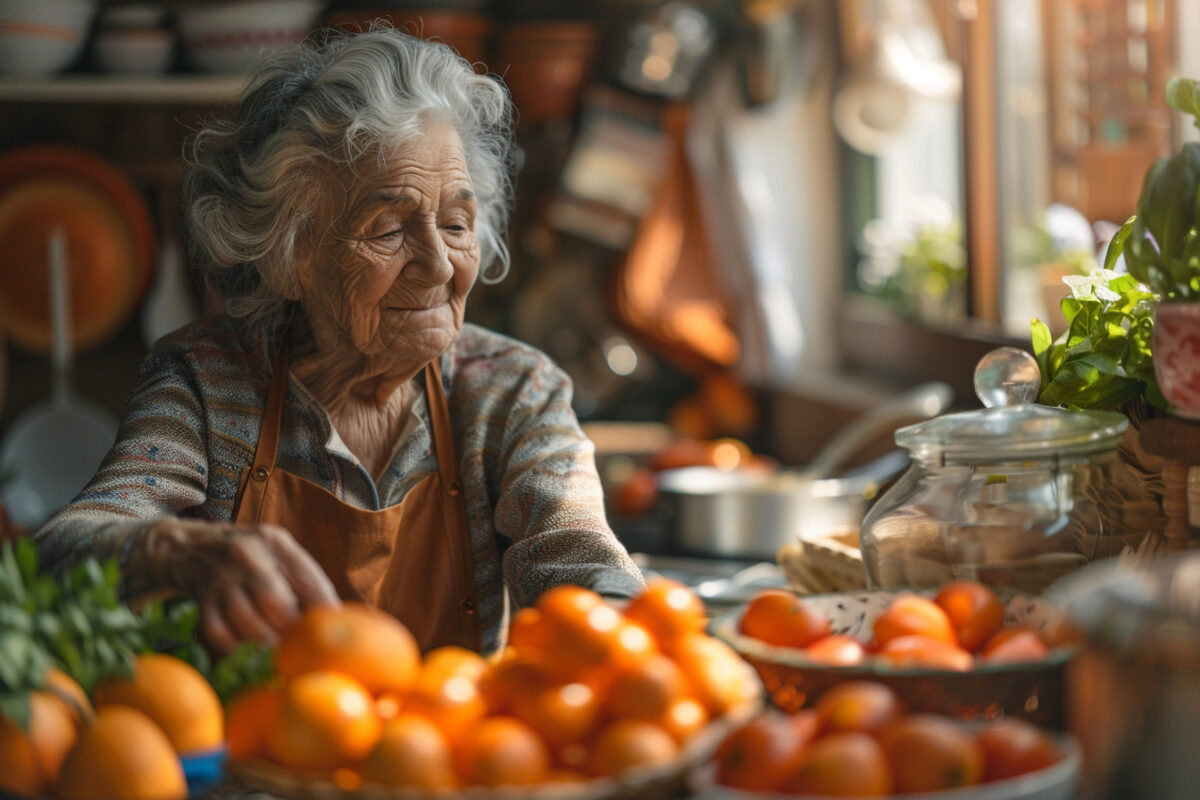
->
[657, 381, 953, 559]
[1047, 553, 1200, 800]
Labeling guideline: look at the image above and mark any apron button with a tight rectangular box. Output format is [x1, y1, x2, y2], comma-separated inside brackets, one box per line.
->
[252, 467, 269, 481]
[448, 481, 461, 496]
[460, 599, 475, 613]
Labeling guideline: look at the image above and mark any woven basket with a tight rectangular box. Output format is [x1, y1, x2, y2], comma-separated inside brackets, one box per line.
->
[224, 698, 762, 800]
[777, 529, 867, 595]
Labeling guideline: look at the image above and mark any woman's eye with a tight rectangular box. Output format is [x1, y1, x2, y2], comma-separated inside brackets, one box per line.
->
[374, 228, 403, 240]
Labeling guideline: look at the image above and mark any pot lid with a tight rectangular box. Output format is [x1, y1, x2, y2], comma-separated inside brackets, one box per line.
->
[894, 345, 1128, 462]
[1046, 554, 1200, 656]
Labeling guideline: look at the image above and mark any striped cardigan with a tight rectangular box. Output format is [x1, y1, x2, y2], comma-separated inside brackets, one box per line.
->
[33, 315, 645, 653]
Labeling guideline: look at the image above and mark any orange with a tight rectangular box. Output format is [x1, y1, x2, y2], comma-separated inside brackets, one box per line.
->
[804, 634, 867, 666]
[506, 607, 553, 653]
[56, 705, 188, 800]
[873, 594, 958, 648]
[739, 589, 832, 649]
[452, 715, 550, 787]
[605, 653, 688, 721]
[266, 670, 383, 771]
[981, 627, 1049, 663]
[976, 718, 1062, 781]
[783, 731, 893, 797]
[934, 581, 1006, 652]
[225, 684, 284, 762]
[586, 719, 679, 778]
[612, 467, 659, 516]
[877, 635, 975, 671]
[654, 696, 710, 744]
[361, 713, 458, 790]
[422, 646, 488, 683]
[478, 649, 555, 714]
[509, 681, 600, 748]
[814, 681, 905, 736]
[714, 709, 817, 791]
[536, 585, 624, 672]
[403, 667, 488, 741]
[275, 603, 420, 696]
[881, 713, 984, 792]
[600, 619, 660, 675]
[43, 667, 92, 724]
[623, 578, 707, 649]
[92, 653, 224, 754]
[0, 709, 47, 797]
[671, 633, 761, 715]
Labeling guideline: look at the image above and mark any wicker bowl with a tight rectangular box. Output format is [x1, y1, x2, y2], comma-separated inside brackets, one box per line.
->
[709, 590, 1074, 729]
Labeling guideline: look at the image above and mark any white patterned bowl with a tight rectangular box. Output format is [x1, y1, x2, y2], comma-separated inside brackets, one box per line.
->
[0, 0, 96, 76]
[177, 0, 322, 74]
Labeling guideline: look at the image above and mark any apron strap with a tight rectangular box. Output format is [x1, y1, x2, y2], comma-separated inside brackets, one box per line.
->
[424, 358, 462, 496]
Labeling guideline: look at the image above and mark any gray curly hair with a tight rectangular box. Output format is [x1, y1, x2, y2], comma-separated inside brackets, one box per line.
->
[181, 26, 515, 330]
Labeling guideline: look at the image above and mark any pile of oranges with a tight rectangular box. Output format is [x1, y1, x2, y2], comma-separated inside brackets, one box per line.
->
[227, 579, 762, 791]
[0, 654, 224, 800]
[712, 680, 1066, 796]
[738, 581, 1054, 670]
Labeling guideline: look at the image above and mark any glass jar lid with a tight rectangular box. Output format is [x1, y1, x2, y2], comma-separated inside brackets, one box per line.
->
[895, 403, 1129, 462]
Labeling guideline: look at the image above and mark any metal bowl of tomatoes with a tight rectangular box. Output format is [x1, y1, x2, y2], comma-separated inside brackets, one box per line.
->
[708, 582, 1076, 728]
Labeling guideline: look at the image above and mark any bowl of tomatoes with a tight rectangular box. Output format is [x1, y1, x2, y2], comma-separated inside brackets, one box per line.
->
[708, 582, 1075, 728]
[690, 680, 1080, 799]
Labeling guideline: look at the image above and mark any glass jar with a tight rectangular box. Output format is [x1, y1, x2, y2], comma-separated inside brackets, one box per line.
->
[860, 403, 1163, 593]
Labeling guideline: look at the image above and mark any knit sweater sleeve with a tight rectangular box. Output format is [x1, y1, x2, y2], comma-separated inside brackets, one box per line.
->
[32, 347, 212, 573]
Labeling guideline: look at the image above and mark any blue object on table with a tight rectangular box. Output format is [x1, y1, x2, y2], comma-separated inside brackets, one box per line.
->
[181, 745, 227, 797]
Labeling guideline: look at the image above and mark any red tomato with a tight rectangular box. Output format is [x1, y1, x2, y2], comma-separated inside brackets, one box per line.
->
[738, 590, 832, 649]
[934, 581, 1006, 652]
[804, 634, 867, 667]
[713, 710, 818, 792]
[975, 718, 1062, 781]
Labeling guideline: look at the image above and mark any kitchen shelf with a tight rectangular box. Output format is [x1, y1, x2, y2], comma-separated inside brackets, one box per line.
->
[0, 73, 245, 105]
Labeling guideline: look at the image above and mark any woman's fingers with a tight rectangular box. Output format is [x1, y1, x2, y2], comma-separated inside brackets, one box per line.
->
[222, 582, 280, 646]
[260, 524, 341, 608]
[201, 595, 239, 655]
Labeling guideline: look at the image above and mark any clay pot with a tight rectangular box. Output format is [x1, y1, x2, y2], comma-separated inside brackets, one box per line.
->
[493, 20, 599, 125]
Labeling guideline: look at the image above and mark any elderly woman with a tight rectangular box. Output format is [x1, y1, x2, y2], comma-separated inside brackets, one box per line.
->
[33, 27, 644, 654]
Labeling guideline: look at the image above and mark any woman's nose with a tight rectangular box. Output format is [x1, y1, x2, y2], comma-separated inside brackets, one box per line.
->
[403, 220, 453, 285]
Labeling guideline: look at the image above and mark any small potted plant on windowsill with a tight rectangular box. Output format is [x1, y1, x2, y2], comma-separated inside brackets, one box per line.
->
[1103, 76, 1200, 421]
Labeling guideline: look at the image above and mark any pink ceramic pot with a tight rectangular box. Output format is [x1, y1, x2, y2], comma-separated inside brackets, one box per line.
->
[1153, 301, 1200, 419]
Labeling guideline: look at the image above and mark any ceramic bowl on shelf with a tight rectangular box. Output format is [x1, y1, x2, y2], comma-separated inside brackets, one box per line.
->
[93, 26, 174, 75]
[176, 0, 323, 74]
[709, 589, 1075, 729]
[0, 0, 96, 76]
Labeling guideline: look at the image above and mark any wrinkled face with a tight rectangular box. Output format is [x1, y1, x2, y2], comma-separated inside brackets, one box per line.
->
[306, 122, 479, 366]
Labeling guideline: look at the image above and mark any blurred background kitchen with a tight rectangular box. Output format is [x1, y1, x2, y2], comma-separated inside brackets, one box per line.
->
[0, 0, 1195, 580]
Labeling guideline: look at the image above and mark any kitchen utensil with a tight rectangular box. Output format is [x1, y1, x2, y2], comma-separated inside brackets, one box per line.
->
[710, 588, 1072, 727]
[0, 231, 118, 529]
[860, 349, 1164, 594]
[0, 144, 156, 354]
[1047, 553, 1200, 800]
[659, 381, 953, 559]
[140, 237, 198, 347]
[0, 0, 95, 76]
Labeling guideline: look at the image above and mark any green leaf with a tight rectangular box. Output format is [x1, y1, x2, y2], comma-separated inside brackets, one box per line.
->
[0, 690, 31, 730]
[1031, 318, 1053, 358]
[1166, 76, 1200, 129]
[1104, 218, 1135, 270]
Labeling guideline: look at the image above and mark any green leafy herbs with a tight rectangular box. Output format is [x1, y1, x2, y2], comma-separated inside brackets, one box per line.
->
[0, 538, 274, 729]
[1031, 270, 1164, 410]
[1104, 76, 1200, 300]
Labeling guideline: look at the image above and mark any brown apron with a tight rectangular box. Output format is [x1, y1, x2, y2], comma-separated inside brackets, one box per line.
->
[231, 341, 482, 652]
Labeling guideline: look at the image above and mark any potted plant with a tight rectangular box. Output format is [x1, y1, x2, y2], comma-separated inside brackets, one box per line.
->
[1103, 76, 1200, 420]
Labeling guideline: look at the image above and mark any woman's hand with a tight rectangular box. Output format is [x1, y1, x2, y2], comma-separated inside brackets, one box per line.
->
[129, 519, 340, 653]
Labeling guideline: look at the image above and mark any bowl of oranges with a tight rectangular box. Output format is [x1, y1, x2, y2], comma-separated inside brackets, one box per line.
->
[709, 582, 1075, 727]
[691, 679, 1080, 799]
[225, 579, 763, 799]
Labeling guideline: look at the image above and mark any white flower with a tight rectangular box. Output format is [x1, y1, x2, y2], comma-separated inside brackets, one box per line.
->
[1063, 269, 1122, 301]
